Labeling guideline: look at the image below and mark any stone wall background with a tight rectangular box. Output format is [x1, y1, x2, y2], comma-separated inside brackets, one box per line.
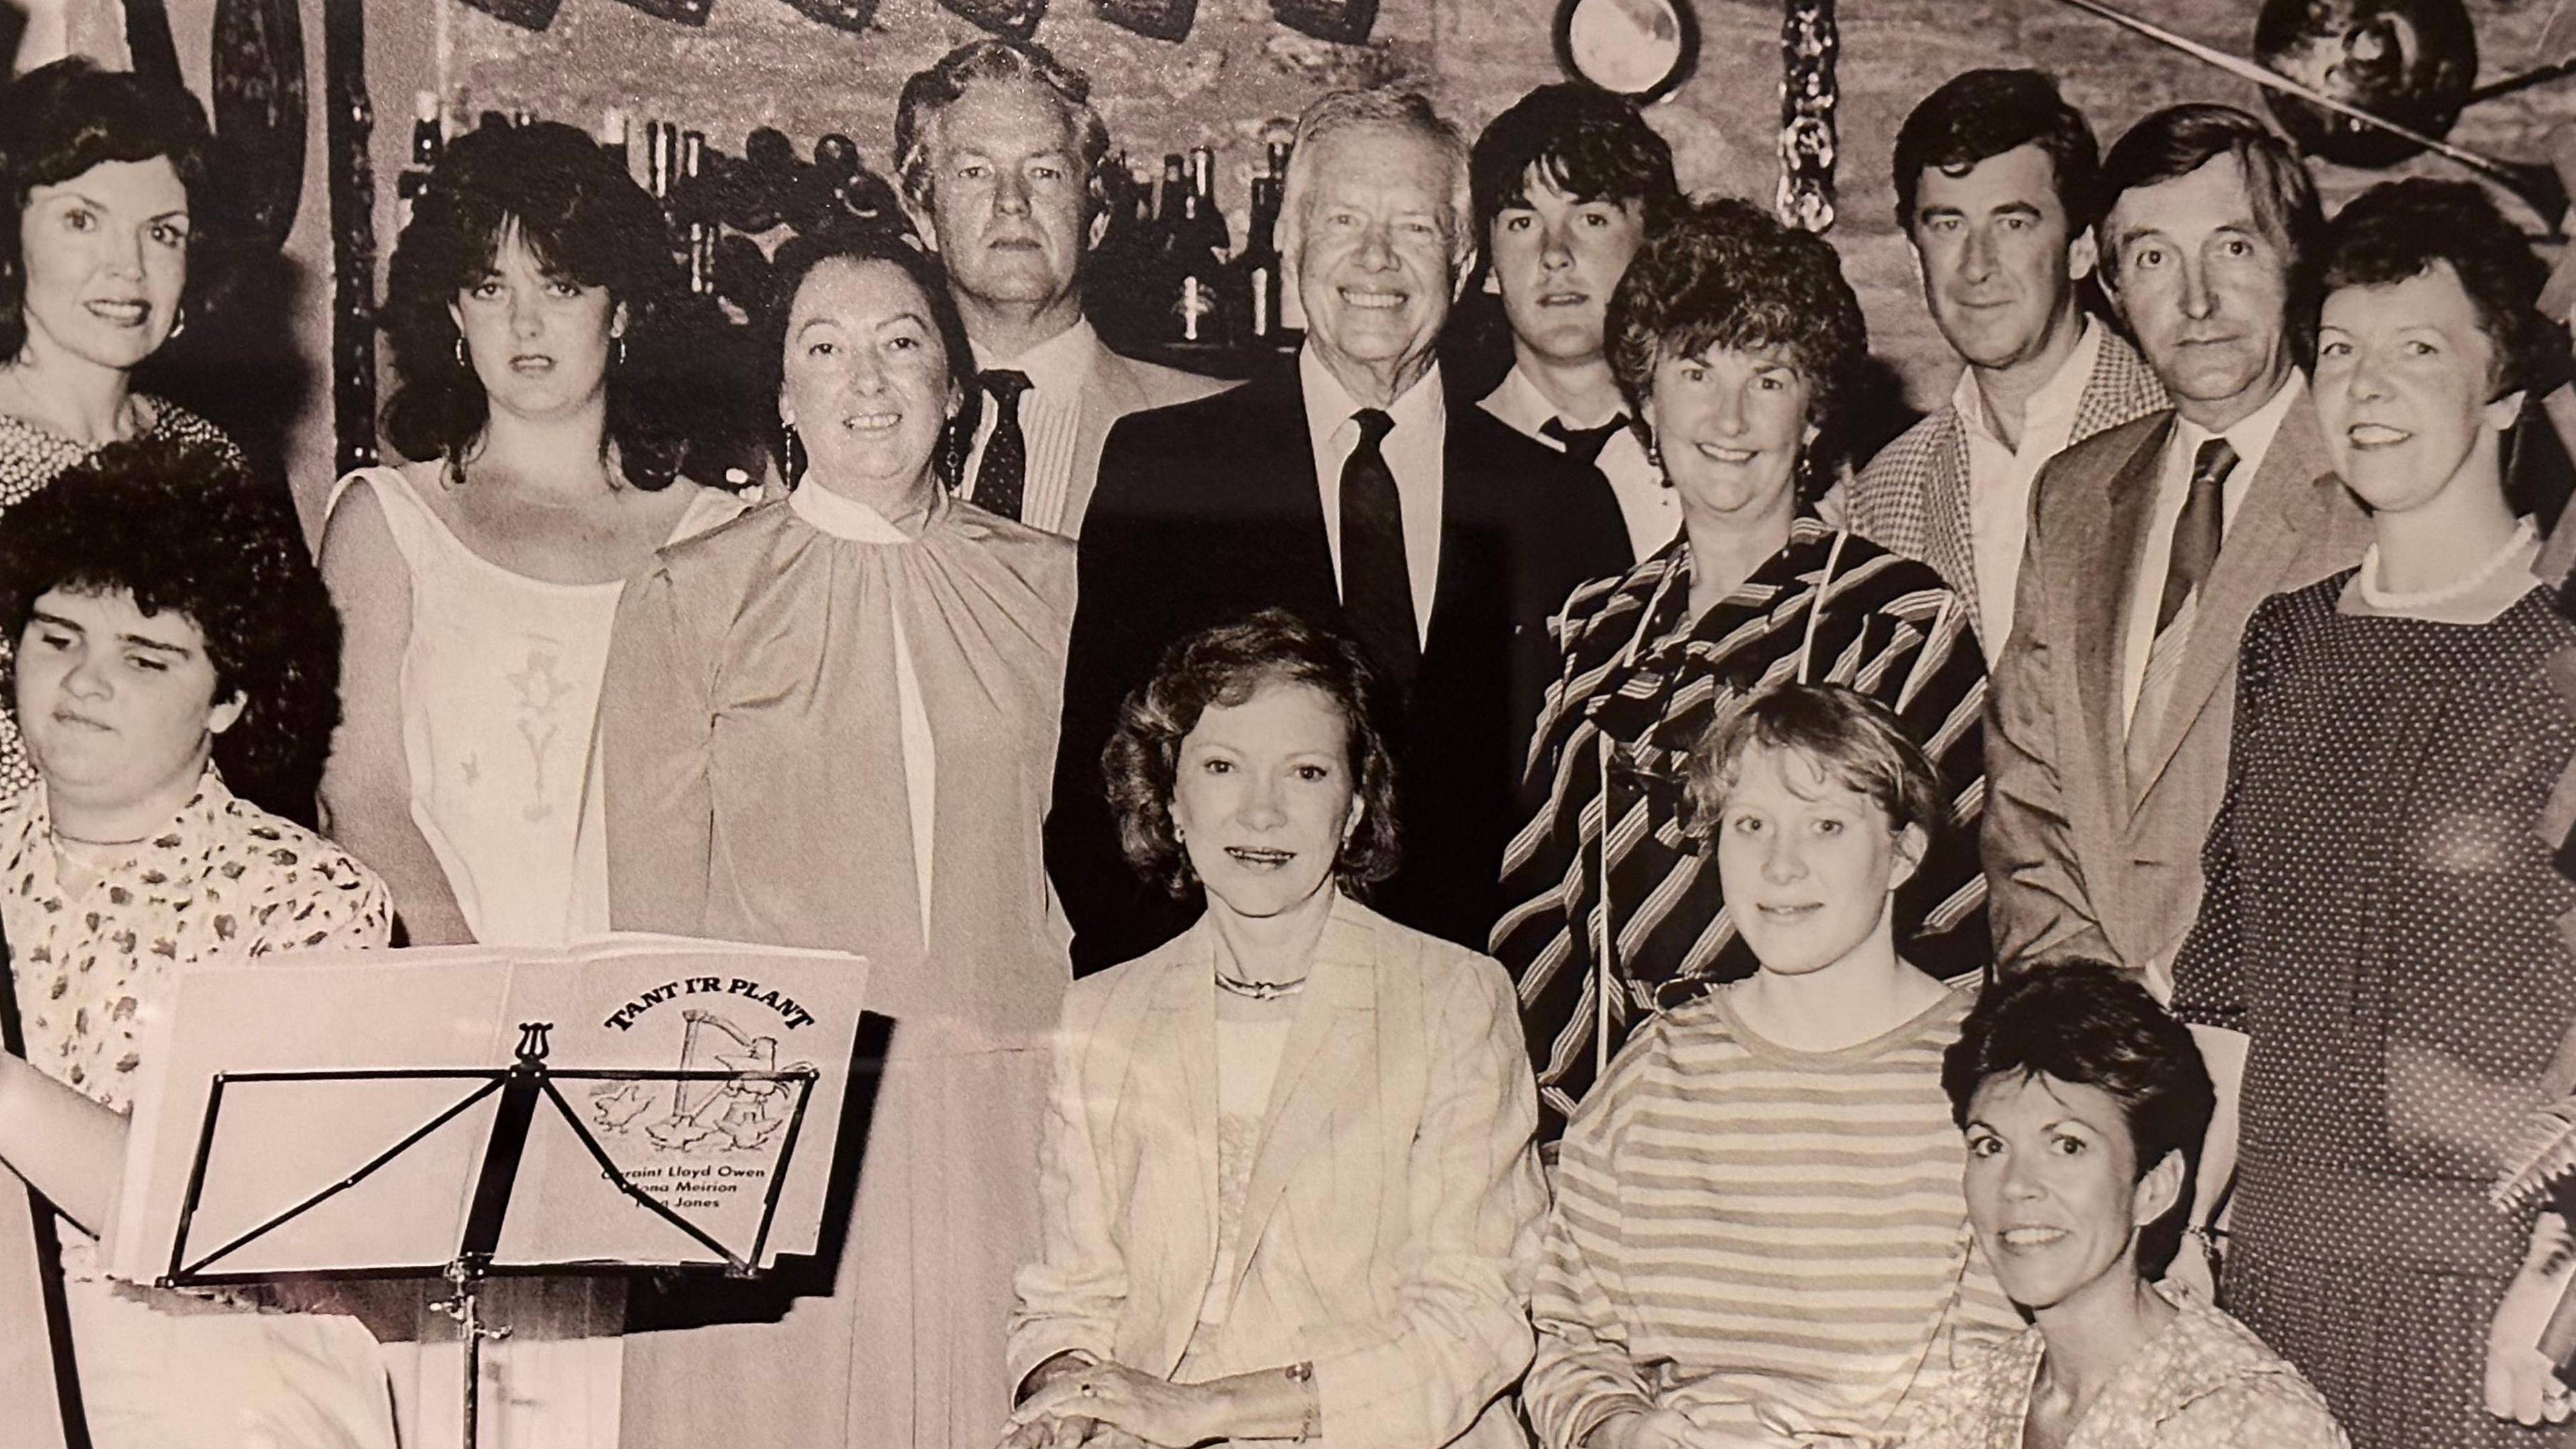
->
[437, 0, 2576, 416]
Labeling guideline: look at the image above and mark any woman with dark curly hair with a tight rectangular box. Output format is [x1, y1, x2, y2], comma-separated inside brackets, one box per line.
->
[1904, 963, 2343, 1446]
[317, 119, 749, 949]
[0, 58, 243, 801]
[599, 226, 1068, 1449]
[1006, 606, 1546, 1449]
[0, 435, 396, 1449]
[2169, 178, 2576, 1448]
[1492, 195, 1990, 1144]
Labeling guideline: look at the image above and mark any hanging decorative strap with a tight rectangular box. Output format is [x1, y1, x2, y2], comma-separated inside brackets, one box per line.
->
[1796, 529, 1850, 685]
[1777, 0, 1840, 233]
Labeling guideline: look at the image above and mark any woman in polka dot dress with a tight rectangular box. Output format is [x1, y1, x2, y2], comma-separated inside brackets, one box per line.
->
[0, 62, 251, 802]
[2170, 180, 2576, 1447]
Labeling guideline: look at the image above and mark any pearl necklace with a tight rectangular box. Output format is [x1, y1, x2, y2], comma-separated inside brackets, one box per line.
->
[2355, 516, 2538, 613]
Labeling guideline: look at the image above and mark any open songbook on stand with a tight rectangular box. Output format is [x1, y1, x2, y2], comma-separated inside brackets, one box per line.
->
[101, 935, 870, 1288]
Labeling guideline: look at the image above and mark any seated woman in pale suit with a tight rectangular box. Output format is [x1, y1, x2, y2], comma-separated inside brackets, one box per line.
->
[1006, 608, 1549, 1449]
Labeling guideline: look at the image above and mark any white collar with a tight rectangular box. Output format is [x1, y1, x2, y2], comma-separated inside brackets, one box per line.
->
[1300, 343, 1446, 441]
[2173, 369, 2304, 478]
[1485, 361, 1622, 436]
[1952, 315, 2102, 449]
[969, 316, 1100, 399]
[791, 482, 920, 543]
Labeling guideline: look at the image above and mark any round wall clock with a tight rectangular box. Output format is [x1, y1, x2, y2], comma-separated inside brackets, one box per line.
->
[1555, 0, 1700, 103]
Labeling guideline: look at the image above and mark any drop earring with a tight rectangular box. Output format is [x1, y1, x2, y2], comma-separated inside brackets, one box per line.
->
[781, 422, 806, 484]
[612, 333, 627, 369]
[454, 335, 468, 369]
[166, 306, 186, 341]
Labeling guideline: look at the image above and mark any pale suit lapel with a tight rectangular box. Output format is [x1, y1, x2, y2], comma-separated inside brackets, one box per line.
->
[1140, 928, 1224, 1377]
[2125, 400, 2335, 810]
[2074, 415, 2174, 828]
[1061, 350, 1156, 539]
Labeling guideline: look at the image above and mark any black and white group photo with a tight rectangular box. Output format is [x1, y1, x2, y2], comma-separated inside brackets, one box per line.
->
[3, 0, 2576, 1444]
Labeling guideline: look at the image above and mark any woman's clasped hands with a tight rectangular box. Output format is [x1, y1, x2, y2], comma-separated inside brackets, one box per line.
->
[1004, 1361, 1220, 1449]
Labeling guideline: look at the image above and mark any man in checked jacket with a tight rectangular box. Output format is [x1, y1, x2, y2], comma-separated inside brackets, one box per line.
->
[1843, 70, 2166, 662]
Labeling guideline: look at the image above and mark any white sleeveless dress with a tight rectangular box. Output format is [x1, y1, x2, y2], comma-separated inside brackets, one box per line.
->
[325, 464, 750, 946]
[323, 463, 749, 1449]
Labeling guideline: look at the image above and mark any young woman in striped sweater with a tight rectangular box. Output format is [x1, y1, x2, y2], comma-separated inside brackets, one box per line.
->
[1525, 683, 2017, 1449]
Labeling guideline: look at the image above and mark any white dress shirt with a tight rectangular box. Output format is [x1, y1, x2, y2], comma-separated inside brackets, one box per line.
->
[1301, 344, 1446, 646]
[2118, 371, 2302, 727]
[959, 317, 1101, 534]
[1479, 363, 1680, 557]
[1957, 318, 2104, 659]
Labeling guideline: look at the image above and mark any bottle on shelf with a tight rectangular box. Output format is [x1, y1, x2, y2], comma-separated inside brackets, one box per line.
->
[680, 129, 714, 295]
[1164, 146, 1232, 346]
[1238, 169, 1284, 343]
[395, 90, 442, 231]
[599, 107, 632, 179]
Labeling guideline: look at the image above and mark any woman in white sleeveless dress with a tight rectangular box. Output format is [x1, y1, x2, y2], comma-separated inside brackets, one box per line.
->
[314, 120, 746, 1448]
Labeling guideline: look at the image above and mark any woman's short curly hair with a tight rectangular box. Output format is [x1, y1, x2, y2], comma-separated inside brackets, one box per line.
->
[0, 435, 341, 819]
[0, 58, 221, 363]
[2320, 178, 2568, 401]
[380, 120, 690, 489]
[1607, 195, 1870, 489]
[1686, 682, 1948, 845]
[1102, 607, 1401, 900]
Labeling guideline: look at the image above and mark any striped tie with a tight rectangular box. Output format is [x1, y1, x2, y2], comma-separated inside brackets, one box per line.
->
[2127, 437, 2235, 801]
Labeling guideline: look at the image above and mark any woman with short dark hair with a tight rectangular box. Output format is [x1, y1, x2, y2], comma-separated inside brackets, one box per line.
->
[1904, 963, 2345, 1446]
[1493, 196, 1989, 1142]
[1007, 606, 1546, 1449]
[2171, 178, 2576, 1448]
[0, 57, 239, 798]
[601, 225, 1072, 1449]
[317, 119, 749, 949]
[0, 436, 394, 1449]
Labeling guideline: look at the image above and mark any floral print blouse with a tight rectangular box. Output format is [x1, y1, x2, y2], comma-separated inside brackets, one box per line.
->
[3, 769, 390, 1115]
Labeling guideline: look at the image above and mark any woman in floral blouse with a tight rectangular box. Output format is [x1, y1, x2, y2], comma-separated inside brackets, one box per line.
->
[0, 437, 394, 1449]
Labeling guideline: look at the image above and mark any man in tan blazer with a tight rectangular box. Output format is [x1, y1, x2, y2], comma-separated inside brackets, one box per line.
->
[895, 38, 1230, 538]
[1986, 104, 2372, 986]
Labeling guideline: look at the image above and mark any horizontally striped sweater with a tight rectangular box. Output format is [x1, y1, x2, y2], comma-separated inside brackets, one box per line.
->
[1525, 982, 2019, 1449]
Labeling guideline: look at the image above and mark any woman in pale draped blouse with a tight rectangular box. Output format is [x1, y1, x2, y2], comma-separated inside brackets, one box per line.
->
[596, 227, 1073, 1449]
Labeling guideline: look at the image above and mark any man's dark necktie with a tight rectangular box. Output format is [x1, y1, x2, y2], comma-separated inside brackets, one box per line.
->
[1540, 415, 1629, 468]
[1339, 408, 1419, 692]
[2156, 437, 2237, 633]
[2128, 435, 2237, 796]
[973, 369, 1032, 522]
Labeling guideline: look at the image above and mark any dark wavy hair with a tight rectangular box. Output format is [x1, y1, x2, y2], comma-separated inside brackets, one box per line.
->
[1607, 195, 1868, 491]
[894, 38, 1114, 227]
[2320, 178, 2568, 401]
[1892, 69, 2100, 238]
[761, 226, 979, 490]
[379, 120, 688, 490]
[1470, 83, 1679, 248]
[2099, 104, 2322, 360]
[0, 58, 221, 363]
[0, 435, 339, 820]
[1102, 608, 1401, 900]
[1943, 961, 2216, 1267]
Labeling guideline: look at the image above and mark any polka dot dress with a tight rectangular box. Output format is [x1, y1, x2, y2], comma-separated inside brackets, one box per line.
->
[2172, 573, 2576, 1449]
[0, 400, 243, 801]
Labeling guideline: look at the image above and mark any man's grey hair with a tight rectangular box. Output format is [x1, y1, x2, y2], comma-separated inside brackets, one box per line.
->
[892, 38, 1114, 222]
[1279, 88, 1477, 284]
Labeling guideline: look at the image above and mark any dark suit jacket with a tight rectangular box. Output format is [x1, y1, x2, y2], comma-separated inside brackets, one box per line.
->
[1049, 359, 1632, 974]
[1984, 391, 2373, 978]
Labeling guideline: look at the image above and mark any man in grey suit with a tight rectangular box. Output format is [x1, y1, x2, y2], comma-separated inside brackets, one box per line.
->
[1846, 69, 2166, 661]
[1986, 103, 2372, 987]
[896, 39, 1229, 537]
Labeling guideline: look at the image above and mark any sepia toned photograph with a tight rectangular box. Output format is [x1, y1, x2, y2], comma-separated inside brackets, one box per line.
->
[2, 0, 2575, 1444]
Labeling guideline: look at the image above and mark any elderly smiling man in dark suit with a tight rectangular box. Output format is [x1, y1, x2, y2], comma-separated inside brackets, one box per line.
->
[1049, 87, 1631, 975]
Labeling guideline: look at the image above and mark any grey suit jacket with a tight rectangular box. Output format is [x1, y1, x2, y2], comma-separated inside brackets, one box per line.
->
[1984, 390, 2373, 978]
[1057, 345, 1233, 539]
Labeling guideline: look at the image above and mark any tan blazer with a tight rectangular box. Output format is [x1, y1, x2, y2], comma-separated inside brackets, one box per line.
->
[1010, 893, 1548, 1449]
[1057, 345, 1234, 539]
[1985, 392, 2373, 977]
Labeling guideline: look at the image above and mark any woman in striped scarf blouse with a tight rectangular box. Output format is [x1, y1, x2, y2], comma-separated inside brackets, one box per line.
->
[1489, 197, 1989, 1143]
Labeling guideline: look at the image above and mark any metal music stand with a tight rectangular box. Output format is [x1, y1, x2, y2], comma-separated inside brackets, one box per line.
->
[154, 1020, 819, 1449]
